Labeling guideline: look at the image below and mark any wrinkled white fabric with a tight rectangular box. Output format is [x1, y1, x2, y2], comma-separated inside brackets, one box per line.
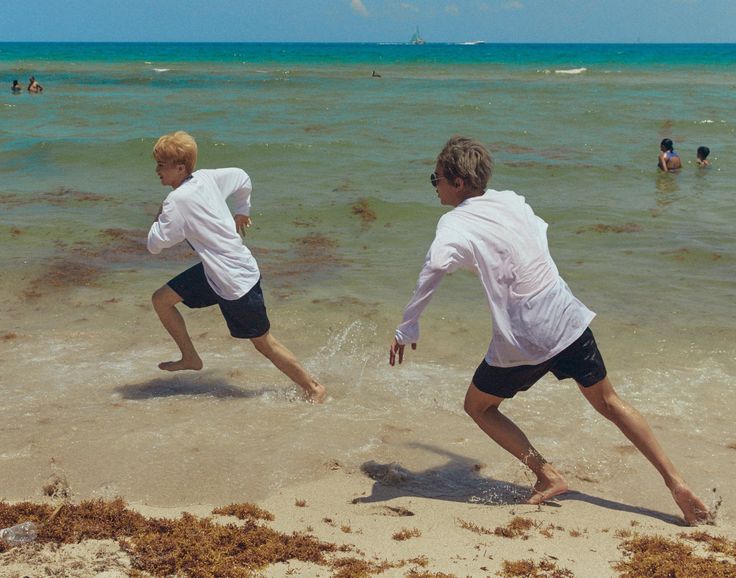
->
[396, 189, 595, 367]
[147, 168, 260, 300]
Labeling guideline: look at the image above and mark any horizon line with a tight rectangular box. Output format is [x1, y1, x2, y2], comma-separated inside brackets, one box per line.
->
[1, 40, 735, 45]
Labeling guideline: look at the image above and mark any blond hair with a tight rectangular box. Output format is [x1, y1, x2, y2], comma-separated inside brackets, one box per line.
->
[436, 136, 493, 193]
[153, 131, 198, 173]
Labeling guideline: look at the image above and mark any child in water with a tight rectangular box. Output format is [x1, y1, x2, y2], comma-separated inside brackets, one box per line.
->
[658, 138, 681, 172]
[696, 146, 711, 167]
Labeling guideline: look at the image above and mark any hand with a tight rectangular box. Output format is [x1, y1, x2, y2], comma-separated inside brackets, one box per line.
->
[235, 214, 252, 235]
[389, 338, 416, 366]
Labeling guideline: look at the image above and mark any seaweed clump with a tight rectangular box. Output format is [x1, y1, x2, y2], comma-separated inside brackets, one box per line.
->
[500, 558, 575, 578]
[351, 198, 377, 227]
[493, 516, 537, 539]
[457, 515, 540, 540]
[614, 533, 736, 578]
[0, 498, 336, 577]
[212, 502, 274, 522]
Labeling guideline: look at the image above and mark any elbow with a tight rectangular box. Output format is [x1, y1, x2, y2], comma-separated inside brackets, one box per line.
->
[426, 262, 450, 277]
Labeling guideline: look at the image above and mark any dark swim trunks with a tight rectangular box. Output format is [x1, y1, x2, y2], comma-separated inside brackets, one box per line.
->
[167, 263, 270, 339]
[472, 327, 607, 398]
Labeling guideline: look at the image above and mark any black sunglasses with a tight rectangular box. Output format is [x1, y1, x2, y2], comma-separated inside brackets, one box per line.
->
[430, 172, 446, 187]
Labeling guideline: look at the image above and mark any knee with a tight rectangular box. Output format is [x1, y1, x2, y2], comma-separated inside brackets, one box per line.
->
[251, 333, 275, 356]
[592, 393, 625, 421]
[151, 287, 166, 310]
[464, 396, 490, 421]
[152, 286, 177, 312]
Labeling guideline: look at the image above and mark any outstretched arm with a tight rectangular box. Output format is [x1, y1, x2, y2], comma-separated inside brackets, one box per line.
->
[389, 236, 466, 365]
[389, 222, 468, 366]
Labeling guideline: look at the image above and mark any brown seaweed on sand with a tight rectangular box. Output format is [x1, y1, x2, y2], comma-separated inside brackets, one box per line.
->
[212, 503, 274, 522]
[500, 558, 575, 578]
[0, 499, 335, 576]
[614, 533, 736, 578]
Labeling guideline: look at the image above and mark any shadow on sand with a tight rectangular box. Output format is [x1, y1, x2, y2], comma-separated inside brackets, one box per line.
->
[114, 375, 282, 400]
[354, 443, 683, 525]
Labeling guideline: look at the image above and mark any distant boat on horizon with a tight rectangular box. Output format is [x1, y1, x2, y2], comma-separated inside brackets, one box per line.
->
[461, 40, 485, 45]
[410, 26, 425, 45]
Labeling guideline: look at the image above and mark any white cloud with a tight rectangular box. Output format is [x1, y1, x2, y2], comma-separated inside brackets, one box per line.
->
[505, 0, 524, 9]
[351, 0, 369, 16]
[445, 3, 460, 16]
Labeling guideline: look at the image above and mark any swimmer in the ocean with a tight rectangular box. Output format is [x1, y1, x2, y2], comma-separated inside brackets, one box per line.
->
[658, 138, 681, 172]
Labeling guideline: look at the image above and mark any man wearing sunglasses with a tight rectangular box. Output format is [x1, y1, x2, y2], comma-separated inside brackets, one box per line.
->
[388, 136, 710, 526]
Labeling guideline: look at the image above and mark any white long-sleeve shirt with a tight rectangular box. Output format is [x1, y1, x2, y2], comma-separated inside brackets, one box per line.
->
[147, 168, 260, 300]
[395, 189, 595, 367]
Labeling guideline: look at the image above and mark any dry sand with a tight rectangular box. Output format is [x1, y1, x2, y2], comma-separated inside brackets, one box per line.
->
[1, 461, 734, 578]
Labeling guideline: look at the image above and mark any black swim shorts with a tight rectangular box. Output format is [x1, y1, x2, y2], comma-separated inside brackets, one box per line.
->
[167, 263, 271, 339]
[472, 327, 607, 398]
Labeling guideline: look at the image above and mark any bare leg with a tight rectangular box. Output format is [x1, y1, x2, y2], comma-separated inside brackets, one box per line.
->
[151, 285, 203, 371]
[251, 331, 326, 403]
[464, 383, 568, 504]
[579, 376, 710, 525]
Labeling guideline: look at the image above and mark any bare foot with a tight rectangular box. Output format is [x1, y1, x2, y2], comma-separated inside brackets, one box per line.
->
[526, 464, 569, 505]
[303, 383, 327, 404]
[158, 357, 203, 372]
[671, 483, 712, 526]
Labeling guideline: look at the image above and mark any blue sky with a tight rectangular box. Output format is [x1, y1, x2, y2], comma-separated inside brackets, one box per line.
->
[3, 0, 734, 43]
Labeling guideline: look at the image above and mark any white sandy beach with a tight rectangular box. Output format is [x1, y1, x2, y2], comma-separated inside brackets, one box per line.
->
[1, 459, 734, 577]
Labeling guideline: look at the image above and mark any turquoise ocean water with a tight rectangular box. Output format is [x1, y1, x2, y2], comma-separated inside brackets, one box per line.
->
[0, 43, 734, 516]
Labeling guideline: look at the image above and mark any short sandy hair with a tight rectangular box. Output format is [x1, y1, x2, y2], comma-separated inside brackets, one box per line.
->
[436, 136, 493, 193]
[153, 131, 198, 173]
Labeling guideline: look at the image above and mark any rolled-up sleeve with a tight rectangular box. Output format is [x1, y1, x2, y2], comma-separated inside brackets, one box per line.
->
[147, 198, 186, 254]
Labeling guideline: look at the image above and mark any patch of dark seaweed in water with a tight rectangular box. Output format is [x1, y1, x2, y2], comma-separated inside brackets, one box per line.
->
[661, 247, 690, 261]
[254, 233, 349, 298]
[332, 179, 353, 192]
[351, 198, 377, 227]
[53, 228, 194, 263]
[296, 233, 338, 252]
[23, 258, 104, 299]
[303, 124, 329, 133]
[311, 296, 379, 319]
[22, 225, 197, 299]
[40, 188, 110, 205]
[1, 188, 114, 209]
[576, 223, 642, 234]
[489, 141, 536, 155]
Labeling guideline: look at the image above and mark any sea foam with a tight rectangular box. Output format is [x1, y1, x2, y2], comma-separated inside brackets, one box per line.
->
[555, 67, 587, 74]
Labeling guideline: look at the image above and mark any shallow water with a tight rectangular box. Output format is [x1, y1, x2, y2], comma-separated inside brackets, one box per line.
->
[0, 43, 734, 520]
